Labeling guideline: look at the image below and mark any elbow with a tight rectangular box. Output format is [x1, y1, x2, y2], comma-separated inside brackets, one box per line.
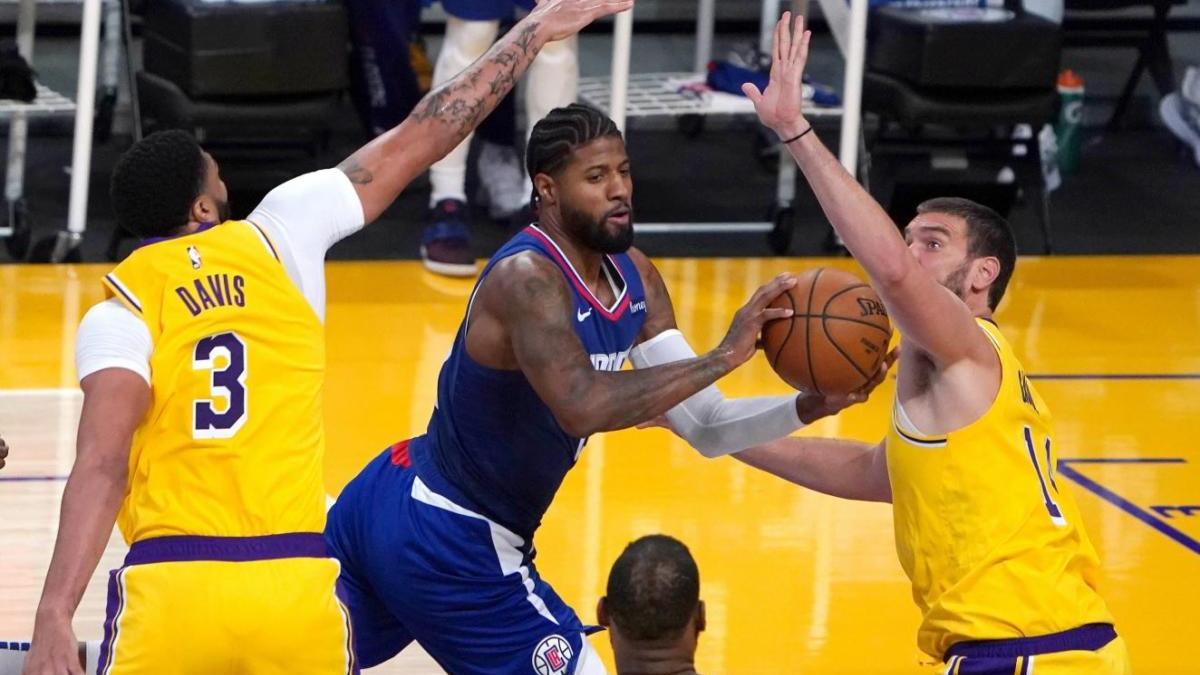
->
[874, 256, 915, 291]
[555, 408, 601, 440]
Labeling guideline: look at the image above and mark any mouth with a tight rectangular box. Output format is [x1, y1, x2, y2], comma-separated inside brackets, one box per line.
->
[606, 206, 631, 225]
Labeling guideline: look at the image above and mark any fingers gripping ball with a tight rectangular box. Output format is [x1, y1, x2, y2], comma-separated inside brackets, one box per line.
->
[761, 267, 892, 396]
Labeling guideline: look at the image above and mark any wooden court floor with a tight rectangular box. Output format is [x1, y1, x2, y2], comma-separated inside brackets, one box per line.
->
[2, 256, 1198, 673]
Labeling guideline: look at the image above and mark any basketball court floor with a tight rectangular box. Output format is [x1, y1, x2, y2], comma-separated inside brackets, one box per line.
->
[2, 255, 1197, 673]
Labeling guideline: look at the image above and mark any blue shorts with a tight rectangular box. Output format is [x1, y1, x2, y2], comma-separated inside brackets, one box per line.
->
[325, 445, 598, 674]
[430, 0, 535, 22]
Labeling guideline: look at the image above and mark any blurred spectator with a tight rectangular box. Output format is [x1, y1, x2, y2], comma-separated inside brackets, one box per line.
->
[1160, 65, 1200, 168]
[420, 0, 578, 276]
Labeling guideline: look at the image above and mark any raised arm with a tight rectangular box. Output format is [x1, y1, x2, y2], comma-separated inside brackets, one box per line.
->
[337, 0, 631, 224]
[24, 369, 149, 675]
[744, 14, 993, 368]
[735, 437, 891, 503]
[474, 252, 794, 438]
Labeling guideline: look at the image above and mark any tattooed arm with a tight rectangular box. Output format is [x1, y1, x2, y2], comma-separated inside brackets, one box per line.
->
[338, 0, 632, 224]
[471, 252, 795, 438]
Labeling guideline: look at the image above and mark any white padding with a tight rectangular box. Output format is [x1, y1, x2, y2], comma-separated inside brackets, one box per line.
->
[630, 329, 803, 458]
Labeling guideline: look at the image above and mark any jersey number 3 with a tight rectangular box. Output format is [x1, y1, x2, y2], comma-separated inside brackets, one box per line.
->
[193, 332, 247, 439]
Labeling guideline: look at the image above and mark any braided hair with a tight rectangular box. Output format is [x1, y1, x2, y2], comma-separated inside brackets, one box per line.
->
[526, 103, 622, 209]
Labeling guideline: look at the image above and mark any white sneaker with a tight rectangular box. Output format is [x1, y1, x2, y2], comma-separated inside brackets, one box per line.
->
[475, 140, 528, 220]
[1160, 92, 1200, 168]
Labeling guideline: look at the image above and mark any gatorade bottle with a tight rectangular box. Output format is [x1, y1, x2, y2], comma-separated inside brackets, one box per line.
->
[1055, 69, 1085, 174]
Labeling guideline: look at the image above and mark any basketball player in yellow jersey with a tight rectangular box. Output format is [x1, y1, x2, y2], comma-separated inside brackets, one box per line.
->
[690, 15, 1129, 673]
[19, 1, 632, 673]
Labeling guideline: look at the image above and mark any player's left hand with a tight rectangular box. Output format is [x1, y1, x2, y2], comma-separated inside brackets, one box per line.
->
[0, 434, 8, 470]
[742, 12, 811, 140]
[794, 346, 898, 423]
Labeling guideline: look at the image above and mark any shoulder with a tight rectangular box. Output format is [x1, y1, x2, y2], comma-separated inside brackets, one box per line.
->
[481, 250, 572, 315]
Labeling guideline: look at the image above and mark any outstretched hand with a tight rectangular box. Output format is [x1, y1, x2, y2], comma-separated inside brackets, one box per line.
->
[531, 0, 635, 43]
[742, 12, 811, 139]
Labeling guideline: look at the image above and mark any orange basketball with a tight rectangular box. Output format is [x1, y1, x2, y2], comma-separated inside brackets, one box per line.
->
[760, 268, 892, 396]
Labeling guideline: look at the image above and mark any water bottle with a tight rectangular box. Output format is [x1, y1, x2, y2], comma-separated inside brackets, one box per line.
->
[1054, 69, 1085, 174]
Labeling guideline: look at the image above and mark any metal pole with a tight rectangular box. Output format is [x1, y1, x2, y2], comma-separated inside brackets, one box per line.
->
[837, 0, 869, 176]
[609, 10, 633, 133]
[6, 0, 37, 206]
[64, 0, 104, 252]
[694, 0, 716, 74]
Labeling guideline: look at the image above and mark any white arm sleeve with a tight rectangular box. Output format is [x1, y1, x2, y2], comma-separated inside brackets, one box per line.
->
[75, 299, 153, 384]
[629, 329, 803, 458]
[246, 168, 366, 322]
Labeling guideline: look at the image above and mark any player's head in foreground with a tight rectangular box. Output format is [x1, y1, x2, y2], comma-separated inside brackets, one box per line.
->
[527, 103, 632, 254]
[110, 129, 230, 239]
[599, 534, 705, 672]
[903, 197, 1017, 313]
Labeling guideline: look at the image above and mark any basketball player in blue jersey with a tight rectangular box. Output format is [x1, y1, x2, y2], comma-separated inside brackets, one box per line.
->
[325, 102, 886, 674]
[655, 15, 1127, 673]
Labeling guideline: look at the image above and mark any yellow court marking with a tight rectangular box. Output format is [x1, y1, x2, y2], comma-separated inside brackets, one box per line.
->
[1, 256, 1198, 673]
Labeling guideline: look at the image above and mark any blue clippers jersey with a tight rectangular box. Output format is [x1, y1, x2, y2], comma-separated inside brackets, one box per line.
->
[410, 226, 647, 539]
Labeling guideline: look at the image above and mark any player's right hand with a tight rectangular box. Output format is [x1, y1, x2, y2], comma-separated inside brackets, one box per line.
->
[21, 616, 83, 675]
[794, 346, 898, 423]
[0, 435, 8, 470]
[718, 273, 797, 368]
[530, 0, 635, 43]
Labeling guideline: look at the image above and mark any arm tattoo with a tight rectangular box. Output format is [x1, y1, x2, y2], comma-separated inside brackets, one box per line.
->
[411, 22, 541, 140]
[337, 156, 374, 185]
[506, 258, 732, 436]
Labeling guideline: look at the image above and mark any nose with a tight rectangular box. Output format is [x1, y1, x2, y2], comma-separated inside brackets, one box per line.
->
[608, 173, 631, 202]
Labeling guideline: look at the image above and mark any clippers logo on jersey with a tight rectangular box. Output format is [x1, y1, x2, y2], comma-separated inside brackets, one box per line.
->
[590, 348, 629, 372]
[532, 635, 572, 675]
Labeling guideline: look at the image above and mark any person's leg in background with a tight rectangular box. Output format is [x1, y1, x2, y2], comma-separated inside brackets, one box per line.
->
[423, 12, 501, 276]
[344, 0, 425, 138]
[520, 32, 579, 211]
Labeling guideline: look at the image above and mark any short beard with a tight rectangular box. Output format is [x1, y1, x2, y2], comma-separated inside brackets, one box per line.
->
[215, 198, 232, 223]
[562, 202, 634, 254]
[942, 260, 971, 300]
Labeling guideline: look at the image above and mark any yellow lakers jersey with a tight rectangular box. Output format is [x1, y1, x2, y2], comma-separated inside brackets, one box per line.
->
[102, 220, 327, 543]
[886, 319, 1113, 660]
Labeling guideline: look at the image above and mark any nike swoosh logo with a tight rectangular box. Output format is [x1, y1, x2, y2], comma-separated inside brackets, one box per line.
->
[577, 307, 593, 322]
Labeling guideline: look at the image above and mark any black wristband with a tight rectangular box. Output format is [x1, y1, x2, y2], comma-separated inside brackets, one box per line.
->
[781, 126, 813, 144]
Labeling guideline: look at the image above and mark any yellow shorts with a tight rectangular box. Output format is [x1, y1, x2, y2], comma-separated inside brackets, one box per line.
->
[937, 626, 1131, 675]
[97, 533, 356, 675]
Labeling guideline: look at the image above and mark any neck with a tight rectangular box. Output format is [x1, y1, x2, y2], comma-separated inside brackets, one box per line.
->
[611, 635, 698, 675]
[536, 216, 605, 287]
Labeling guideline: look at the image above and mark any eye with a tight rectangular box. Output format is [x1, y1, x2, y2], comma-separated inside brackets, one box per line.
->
[587, 173, 603, 183]
[927, 240, 942, 250]
[619, 166, 631, 177]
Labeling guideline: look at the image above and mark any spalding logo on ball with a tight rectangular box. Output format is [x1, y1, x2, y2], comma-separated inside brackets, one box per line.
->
[761, 267, 892, 396]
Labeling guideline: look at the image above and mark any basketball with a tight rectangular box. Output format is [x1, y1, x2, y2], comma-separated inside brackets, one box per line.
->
[761, 268, 892, 396]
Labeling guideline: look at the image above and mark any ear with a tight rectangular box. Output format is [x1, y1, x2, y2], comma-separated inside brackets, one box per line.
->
[973, 256, 1001, 293]
[533, 173, 556, 209]
[596, 596, 610, 627]
[695, 599, 706, 633]
[190, 194, 217, 225]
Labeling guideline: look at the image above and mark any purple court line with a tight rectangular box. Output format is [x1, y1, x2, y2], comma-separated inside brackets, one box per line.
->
[1029, 374, 1200, 380]
[0, 475, 68, 482]
[1057, 458, 1200, 556]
